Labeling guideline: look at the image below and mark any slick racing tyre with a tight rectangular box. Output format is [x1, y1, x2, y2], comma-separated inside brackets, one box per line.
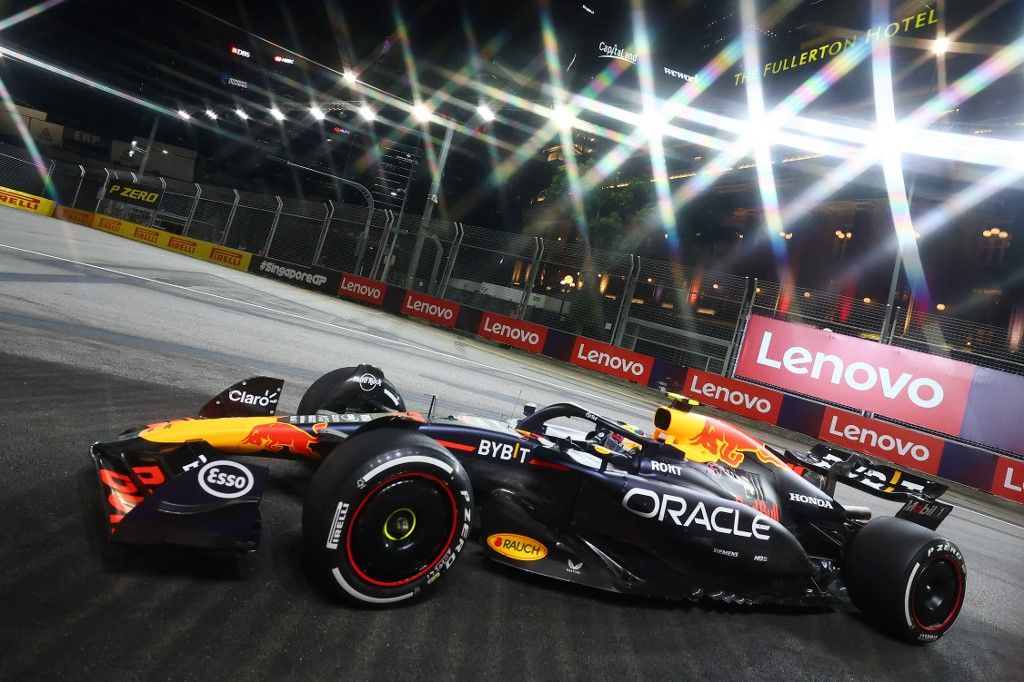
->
[297, 365, 405, 415]
[844, 517, 966, 644]
[302, 428, 473, 604]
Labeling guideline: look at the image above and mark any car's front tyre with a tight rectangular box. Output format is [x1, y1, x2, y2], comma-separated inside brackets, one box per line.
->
[302, 428, 472, 604]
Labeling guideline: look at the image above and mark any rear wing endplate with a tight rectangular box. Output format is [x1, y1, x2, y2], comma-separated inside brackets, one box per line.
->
[774, 443, 953, 529]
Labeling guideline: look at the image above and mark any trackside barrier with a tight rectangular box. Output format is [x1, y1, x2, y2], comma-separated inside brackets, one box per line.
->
[0, 184, 55, 217]
[55, 206, 94, 226]
[41, 210, 1024, 506]
[85, 210, 251, 271]
[676, 366, 1024, 506]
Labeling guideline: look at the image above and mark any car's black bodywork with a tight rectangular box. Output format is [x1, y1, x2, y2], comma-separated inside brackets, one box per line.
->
[91, 367, 965, 641]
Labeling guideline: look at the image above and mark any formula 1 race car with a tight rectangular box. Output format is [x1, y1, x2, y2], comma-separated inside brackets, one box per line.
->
[91, 365, 966, 643]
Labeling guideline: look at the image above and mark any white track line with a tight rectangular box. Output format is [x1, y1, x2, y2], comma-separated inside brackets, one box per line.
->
[0, 242, 650, 412]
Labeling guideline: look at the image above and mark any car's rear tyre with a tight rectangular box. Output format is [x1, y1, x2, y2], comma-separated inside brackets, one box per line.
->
[302, 428, 472, 604]
[844, 517, 966, 643]
[297, 365, 405, 416]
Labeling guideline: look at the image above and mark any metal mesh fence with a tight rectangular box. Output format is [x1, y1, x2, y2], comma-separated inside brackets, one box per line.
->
[0, 143, 50, 197]
[222, 190, 276, 253]
[317, 202, 382, 275]
[519, 240, 634, 341]
[49, 161, 85, 205]
[444, 223, 537, 315]
[266, 198, 328, 266]
[153, 179, 197, 234]
[2, 141, 1023, 381]
[750, 280, 888, 338]
[893, 308, 1024, 376]
[185, 184, 234, 244]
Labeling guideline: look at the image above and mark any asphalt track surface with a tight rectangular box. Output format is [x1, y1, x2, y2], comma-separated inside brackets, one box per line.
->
[1, 208, 1023, 680]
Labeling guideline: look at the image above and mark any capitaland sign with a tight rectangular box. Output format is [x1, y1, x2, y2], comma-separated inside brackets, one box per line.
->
[598, 41, 637, 65]
[735, 316, 974, 435]
[477, 312, 547, 354]
[818, 407, 944, 475]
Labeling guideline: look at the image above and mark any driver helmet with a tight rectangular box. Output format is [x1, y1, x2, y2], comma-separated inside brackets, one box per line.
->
[603, 422, 645, 453]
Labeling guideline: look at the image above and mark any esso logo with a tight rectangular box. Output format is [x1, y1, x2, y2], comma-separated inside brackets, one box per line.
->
[198, 460, 254, 499]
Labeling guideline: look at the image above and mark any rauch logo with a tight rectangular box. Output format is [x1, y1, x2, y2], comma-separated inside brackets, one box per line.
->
[735, 315, 974, 435]
[478, 312, 547, 354]
[338, 273, 387, 306]
[818, 407, 944, 475]
[402, 292, 460, 328]
[683, 368, 782, 423]
[571, 338, 653, 384]
[486, 533, 548, 561]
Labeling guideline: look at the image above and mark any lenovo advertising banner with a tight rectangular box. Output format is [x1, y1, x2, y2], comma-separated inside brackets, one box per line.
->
[682, 368, 783, 424]
[958, 366, 1024, 456]
[478, 312, 548, 354]
[401, 291, 460, 328]
[338, 273, 388, 306]
[991, 456, 1024, 505]
[818, 407, 945, 476]
[735, 316, 975, 435]
[570, 337, 653, 384]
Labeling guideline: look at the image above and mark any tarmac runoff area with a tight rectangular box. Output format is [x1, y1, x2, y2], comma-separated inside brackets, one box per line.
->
[1, 207, 1022, 680]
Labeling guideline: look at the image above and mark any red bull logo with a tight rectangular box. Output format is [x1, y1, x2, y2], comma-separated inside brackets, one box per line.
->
[241, 421, 326, 458]
[688, 422, 748, 468]
[677, 419, 786, 470]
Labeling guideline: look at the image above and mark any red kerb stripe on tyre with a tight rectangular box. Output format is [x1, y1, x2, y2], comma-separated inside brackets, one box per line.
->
[345, 471, 458, 588]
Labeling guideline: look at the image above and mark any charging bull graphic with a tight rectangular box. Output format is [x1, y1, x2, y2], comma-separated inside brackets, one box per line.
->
[656, 410, 786, 471]
[241, 421, 327, 458]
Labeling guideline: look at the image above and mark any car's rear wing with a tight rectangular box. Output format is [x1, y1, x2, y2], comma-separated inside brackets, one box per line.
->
[772, 443, 953, 530]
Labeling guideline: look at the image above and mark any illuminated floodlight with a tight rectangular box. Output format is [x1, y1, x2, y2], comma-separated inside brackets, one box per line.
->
[269, 107, 285, 122]
[936, 303, 947, 311]
[310, 105, 326, 121]
[161, 149, 168, 155]
[476, 104, 495, 122]
[235, 108, 248, 120]
[550, 105, 574, 130]
[177, 109, 190, 120]
[933, 35, 950, 56]
[343, 69, 358, 84]
[359, 105, 376, 121]
[205, 109, 217, 120]
[412, 102, 431, 122]
[863, 297, 872, 304]
[641, 108, 667, 136]
[803, 291, 811, 298]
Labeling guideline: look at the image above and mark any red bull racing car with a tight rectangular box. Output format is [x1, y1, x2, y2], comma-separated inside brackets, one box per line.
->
[91, 365, 966, 643]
